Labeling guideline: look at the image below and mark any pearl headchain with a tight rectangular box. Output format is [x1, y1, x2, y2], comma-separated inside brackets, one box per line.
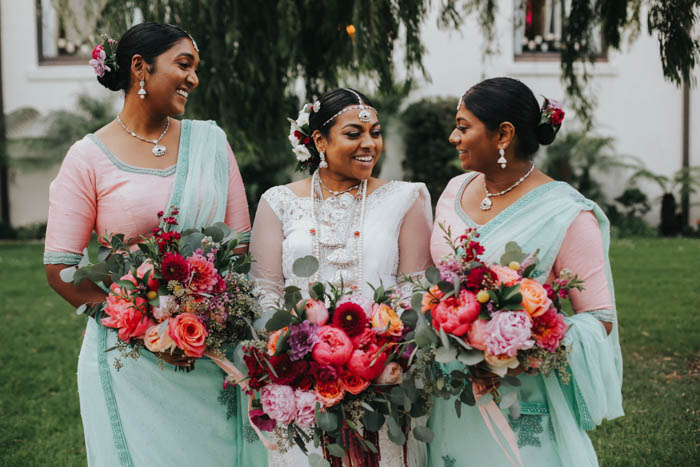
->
[321, 88, 378, 127]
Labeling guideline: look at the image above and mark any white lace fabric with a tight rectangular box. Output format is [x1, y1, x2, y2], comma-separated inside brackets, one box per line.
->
[250, 180, 433, 466]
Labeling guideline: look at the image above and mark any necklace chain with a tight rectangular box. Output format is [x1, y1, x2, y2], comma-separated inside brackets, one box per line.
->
[480, 163, 535, 211]
[116, 114, 170, 157]
[318, 174, 361, 197]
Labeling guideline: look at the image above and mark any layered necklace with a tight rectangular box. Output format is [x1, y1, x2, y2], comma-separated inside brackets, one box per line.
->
[309, 169, 367, 288]
[480, 163, 536, 210]
[116, 114, 170, 157]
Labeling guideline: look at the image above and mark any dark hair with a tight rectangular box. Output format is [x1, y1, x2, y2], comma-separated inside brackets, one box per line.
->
[462, 77, 559, 158]
[97, 22, 190, 92]
[308, 88, 375, 139]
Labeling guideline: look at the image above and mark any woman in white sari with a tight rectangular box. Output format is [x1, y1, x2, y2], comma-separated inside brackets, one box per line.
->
[250, 88, 432, 466]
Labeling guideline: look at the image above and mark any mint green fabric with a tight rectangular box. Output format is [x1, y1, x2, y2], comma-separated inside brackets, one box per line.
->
[78, 120, 266, 466]
[428, 176, 623, 467]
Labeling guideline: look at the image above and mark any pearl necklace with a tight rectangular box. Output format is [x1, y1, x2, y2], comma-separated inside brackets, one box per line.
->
[480, 163, 536, 211]
[309, 169, 367, 288]
[116, 114, 170, 157]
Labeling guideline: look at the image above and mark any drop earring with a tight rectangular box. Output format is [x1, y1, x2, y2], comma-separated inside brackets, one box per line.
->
[138, 79, 147, 99]
[319, 151, 328, 169]
[497, 148, 507, 169]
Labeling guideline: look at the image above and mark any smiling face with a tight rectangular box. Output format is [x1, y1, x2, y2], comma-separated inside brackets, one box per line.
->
[140, 38, 199, 116]
[449, 101, 500, 173]
[314, 108, 383, 182]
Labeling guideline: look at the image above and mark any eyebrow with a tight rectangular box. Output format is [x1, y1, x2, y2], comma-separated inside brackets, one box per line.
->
[341, 122, 381, 129]
[175, 53, 196, 61]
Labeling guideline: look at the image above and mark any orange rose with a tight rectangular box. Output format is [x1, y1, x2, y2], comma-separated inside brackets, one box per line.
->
[520, 278, 552, 318]
[421, 285, 444, 314]
[267, 327, 289, 355]
[314, 380, 345, 407]
[340, 373, 370, 395]
[371, 304, 404, 337]
[168, 313, 207, 357]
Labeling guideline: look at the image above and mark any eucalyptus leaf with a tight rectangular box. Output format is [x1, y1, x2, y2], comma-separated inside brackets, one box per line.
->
[308, 454, 331, 467]
[434, 346, 458, 363]
[499, 391, 519, 410]
[414, 321, 437, 348]
[386, 416, 406, 445]
[59, 266, 76, 283]
[265, 310, 293, 331]
[460, 386, 476, 406]
[449, 333, 473, 351]
[389, 386, 406, 406]
[438, 327, 451, 349]
[457, 350, 485, 366]
[400, 308, 418, 329]
[411, 292, 424, 314]
[293, 256, 319, 278]
[499, 242, 527, 265]
[326, 443, 345, 458]
[425, 265, 440, 285]
[203, 225, 224, 242]
[437, 280, 453, 295]
[412, 426, 434, 443]
[97, 246, 111, 262]
[314, 405, 338, 433]
[362, 409, 385, 432]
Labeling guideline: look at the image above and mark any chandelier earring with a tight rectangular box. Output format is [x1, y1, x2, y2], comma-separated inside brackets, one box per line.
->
[138, 79, 147, 99]
[497, 148, 507, 169]
[319, 151, 328, 169]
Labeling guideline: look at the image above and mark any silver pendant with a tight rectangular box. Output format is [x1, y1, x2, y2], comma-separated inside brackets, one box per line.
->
[152, 144, 167, 157]
[480, 197, 492, 211]
[358, 109, 372, 122]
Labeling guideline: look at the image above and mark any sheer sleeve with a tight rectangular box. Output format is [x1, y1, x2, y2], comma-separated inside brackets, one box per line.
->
[398, 185, 433, 276]
[43, 142, 96, 265]
[553, 211, 614, 321]
[249, 197, 285, 316]
[223, 143, 251, 244]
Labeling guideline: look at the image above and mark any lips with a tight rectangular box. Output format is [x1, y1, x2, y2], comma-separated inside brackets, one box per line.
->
[352, 155, 374, 163]
[176, 88, 189, 99]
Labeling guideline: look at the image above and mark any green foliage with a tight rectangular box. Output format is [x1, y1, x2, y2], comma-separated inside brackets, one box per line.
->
[0, 221, 47, 240]
[400, 97, 461, 203]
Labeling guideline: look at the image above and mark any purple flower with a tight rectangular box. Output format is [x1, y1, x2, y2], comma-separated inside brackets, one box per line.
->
[438, 257, 461, 283]
[288, 321, 319, 361]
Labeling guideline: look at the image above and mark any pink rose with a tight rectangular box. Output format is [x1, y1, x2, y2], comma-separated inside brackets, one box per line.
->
[144, 324, 177, 353]
[490, 265, 520, 287]
[484, 311, 534, 358]
[91, 44, 105, 60]
[294, 390, 318, 428]
[261, 384, 296, 425]
[186, 253, 219, 294]
[467, 318, 490, 350]
[304, 299, 329, 325]
[347, 344, 388, 381]
[168, 312, 208, 357]
[431, 289, 481, 336]
[374, 362, 403, 385]
[312, 326, 353, 366]
[484, 352, 520, 370]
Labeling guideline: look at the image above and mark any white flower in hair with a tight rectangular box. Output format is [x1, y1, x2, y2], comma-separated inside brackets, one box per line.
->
[296, 111, 310, 127]
[312, 100, 321, 113]
[293, 144, 312, 162]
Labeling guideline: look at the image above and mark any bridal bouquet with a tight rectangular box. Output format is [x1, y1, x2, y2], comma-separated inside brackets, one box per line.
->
[406, 225, 583, 410]
[63, 207, 261, 369]
[239, 256, 431, 466]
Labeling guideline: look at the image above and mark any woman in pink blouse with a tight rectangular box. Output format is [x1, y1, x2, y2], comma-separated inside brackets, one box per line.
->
[427, 78, 623, 467]
[43, 23, 266, 466]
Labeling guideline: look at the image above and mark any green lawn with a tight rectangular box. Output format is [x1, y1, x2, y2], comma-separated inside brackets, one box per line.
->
[0, 238, 698, 466]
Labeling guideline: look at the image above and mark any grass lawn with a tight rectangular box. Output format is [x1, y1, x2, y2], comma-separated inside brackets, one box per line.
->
[1, 238, 698, 466]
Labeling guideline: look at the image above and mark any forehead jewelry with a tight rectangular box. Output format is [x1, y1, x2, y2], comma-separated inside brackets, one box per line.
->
[321, 89, 378, 127]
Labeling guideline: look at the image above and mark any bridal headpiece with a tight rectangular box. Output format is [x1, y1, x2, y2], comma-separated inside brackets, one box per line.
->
[89, 36, 118, 77]
[288, 102, 321, 173]
[321, 89, 377, 127]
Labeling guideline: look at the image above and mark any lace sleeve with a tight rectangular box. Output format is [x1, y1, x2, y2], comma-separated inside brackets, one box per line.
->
[250, 197, 285, 315]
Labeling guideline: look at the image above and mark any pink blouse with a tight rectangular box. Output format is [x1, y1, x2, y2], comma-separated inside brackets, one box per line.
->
[44, 130, 250, 263]
[431, 173, 612, 314]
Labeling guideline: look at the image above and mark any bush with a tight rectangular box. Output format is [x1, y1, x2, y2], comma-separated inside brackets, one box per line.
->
[400, 97, 461, 204]
[0, 221, 47, 240]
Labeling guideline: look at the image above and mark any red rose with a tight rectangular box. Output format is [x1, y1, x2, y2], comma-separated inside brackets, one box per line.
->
[551, 108, 565, 125]
[91, 44, 104, 60]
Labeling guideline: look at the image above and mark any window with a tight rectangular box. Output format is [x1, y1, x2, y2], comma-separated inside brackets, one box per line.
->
[514, 0, 606, 61]
[37, 0, 91, 64]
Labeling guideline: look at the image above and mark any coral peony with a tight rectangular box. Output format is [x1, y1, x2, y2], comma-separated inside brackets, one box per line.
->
[332, 301, 368, 337]
[340, 373, 370, 395]
[312, 326, 353, 366]
[520, 279, 552, 318]
[161, 253, 188, 282]
[351, 327, 377, 350]
[431, 289, 481, 336]
[491, 265, 520, 287]
[314, 380, 345, 407]
[484, 311, 534, 358]
[186, 253, 219, 293]
[103, 280, 153, 341]
[261, 384, 296, 424]
[304, 298, 329, 325]
[466, 318, 490, 350]
[294, 390, 318, 428]
[168, 312, 207, 357]
[347, 344, 388, 381]
[531, 308, 567, 351]
[370, 304, 404, 337]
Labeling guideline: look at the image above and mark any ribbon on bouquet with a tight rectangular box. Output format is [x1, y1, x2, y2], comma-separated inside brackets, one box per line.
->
[474, 383, 524, 467]
[205, 352, 278, 451]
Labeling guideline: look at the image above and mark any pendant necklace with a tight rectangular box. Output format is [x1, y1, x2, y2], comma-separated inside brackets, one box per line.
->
[116, 114, 170, 157]
[480, 163, 536, 211]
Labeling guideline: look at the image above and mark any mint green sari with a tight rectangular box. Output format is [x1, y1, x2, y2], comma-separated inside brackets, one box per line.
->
[428, 174, 623, 467]
[74, 120, 266, 466]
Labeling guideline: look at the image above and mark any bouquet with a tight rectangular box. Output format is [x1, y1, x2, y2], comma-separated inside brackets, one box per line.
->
[63, 207, 261, 369]
[406, 225, 584, 412]
[238, 256, 432, 466]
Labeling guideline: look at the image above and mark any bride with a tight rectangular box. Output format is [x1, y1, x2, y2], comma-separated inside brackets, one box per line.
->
[250, 88, 432, 466]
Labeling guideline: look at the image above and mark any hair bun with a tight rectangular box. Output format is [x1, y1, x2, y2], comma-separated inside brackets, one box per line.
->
[534, 122, 559, 145]
[96, 68, 122, 91]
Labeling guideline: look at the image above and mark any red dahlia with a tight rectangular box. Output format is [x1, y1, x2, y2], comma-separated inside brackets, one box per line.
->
[161, 253, 188, 282]
[332, 302, 368, 337]
[269, 354, 306, 386]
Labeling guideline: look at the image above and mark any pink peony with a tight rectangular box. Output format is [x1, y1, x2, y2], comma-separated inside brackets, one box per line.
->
[347, 344, 388, 381]
[531, 308, 567, 351]
[491, 265, 520, 287]
[102, 277, 154, 341]
[261, 384, 296, 425]
[431, 289, 481, 336]
[312, 326, 353, 366]
[466, 318, 490, 350]
[484, 311, 534, 357]
[304, 299, 329, 325]
[186, 253, 219, 293]
[168, 312, 208, 357]
[294, 390, 318, 428]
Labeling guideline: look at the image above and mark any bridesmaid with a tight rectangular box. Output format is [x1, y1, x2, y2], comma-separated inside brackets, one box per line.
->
[44, 23, 266, 466]
[427, 77, 623, 467]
